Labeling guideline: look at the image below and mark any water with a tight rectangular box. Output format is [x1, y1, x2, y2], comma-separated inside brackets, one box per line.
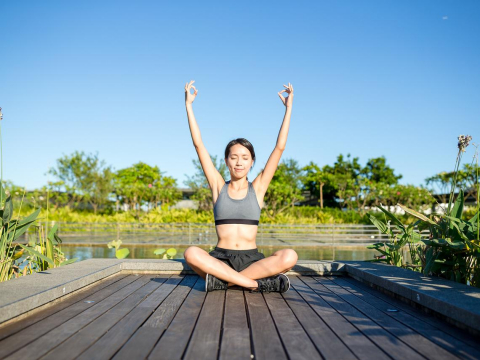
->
[61, 244, 380, 262]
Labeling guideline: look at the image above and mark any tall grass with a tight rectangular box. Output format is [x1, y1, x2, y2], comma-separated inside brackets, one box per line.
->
[367, 135, 480, 287]
[0, 109, 76, 282]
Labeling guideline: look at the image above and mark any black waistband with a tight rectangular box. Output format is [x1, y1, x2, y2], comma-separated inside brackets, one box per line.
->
[215, 219, 259, 225]
[214, 247, 259, 254]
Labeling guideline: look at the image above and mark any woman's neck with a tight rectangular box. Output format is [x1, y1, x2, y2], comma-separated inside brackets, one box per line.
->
[229, 177, 248, 190]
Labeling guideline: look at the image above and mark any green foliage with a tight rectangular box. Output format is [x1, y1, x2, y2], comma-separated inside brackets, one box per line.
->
[9, 150, 436, 218]
[363, 156, 402, 185]
[303, 155, 432, 213]
[183, 156, 228, 211]
[367, 137, 480, 288]
[114, 162, 182, 215]
[154, 248, 177, 259]
[0, 183, 76, 282]
[263, 158, 305, 217]
[426, 164, 480, 204]
[107, 239, 130, 259]
[48, 151, 114, 213]
[366, 207, 423, 270]
[302, 162, 336, 208]
[15, 205, 375, 226]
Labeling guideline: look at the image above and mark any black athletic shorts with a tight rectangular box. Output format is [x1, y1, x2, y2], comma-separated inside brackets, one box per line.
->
[209, 247, 265, 272]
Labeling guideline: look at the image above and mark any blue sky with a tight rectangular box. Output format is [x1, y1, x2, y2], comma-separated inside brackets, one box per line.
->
[1, 1, 479, 190]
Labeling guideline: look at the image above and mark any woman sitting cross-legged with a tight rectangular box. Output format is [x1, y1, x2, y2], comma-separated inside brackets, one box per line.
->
[183, 80, 298, 293]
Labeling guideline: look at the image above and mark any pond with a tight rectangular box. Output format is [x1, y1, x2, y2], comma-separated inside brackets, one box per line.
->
[61, 244, 381, 262]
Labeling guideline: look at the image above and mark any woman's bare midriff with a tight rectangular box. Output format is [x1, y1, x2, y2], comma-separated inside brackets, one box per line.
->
[215, 223, 258, 250]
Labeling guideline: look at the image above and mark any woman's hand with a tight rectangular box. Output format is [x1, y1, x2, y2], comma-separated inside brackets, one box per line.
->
[278, 82, 294, 108]
[185, 80, 198, 105]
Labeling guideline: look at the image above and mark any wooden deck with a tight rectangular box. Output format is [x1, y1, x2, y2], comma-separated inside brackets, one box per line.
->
[0, 274, 479, 360]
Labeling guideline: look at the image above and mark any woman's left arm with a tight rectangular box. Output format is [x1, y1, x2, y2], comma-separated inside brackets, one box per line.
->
[253, 83, 294, 195]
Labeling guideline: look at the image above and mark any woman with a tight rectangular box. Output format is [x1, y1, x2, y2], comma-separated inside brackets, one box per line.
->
[183, 80, 298, 293]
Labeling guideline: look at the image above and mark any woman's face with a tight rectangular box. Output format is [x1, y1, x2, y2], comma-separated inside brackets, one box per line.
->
[225, 144, 254, 179]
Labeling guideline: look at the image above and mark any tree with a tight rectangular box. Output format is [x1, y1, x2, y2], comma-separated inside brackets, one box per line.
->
[114, 162, 161, 213]
[183, 155, 229, 211]
[302, 162, 335, 208]
[426, 165, 480, 207]
[317, 154, 430, 213]
[323, 154, 362, 210]
[152, 175, 183, 208]
[90, 168, 115, 213]
[263, 158, 305, 217]
[362, 156, 402, 185]
[457, 164, 479, 202]
[48, 151, 114, 213]
[30, 181, 70, 211]
[425, 172, 453, 204]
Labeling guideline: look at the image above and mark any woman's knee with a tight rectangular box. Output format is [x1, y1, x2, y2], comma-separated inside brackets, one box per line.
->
[276, 249, 298, 268]
[183, 246, 205, 265]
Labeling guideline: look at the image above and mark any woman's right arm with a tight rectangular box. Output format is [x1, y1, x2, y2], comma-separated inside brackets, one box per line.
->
[185, 80, 224, 190]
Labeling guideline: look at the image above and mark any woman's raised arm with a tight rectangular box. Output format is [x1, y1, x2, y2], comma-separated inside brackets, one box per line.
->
[185, 80, 224, 190]
[253, 83, 294, 195]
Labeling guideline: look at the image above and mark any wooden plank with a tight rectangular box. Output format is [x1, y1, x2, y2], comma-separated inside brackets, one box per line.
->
[338, 276, 480, 360]
[75, 276, 184, 360]
[0, 273, 128, 341]
[300, 276, 425, 360]
[6, 275, 153, 360]
[244, 289, 288, 360]
[290, 276, 388, 360]
[42, 276, 168, 359]
[147, 277, 207, 360]
[183, 289, 225, 360]
[219, 288, 251, 360]
[341, 276, 480, 350]
[113, 275, 198, 360]
[317, 276, 460, 360]
[283, 277, 357, 360]
[263, 289, 322, 359]
[0, 274, 139, 359]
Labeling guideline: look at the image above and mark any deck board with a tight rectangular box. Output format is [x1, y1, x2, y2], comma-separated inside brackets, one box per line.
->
[0, 274, 139, 359]
[147, 277, 206, 360]
[263, 291, 321, 359]
[43, 276, 168, 360]
[219, 288, 251, 360]
[113, 275, 197, 360]
[290, 276, 390, 360]
[337, 276, 480, 360]
[283, 278, 357, 360]
[320, 276, 463, 360]
[245, 288, 288, 360]
[79, 276, 184, 360]
[6, 275, 152, 360]
[183, 289, 225, 360]
[1, 274, 479, 360]
[0, 273, 128, 342]
[301, 276, 425, 360]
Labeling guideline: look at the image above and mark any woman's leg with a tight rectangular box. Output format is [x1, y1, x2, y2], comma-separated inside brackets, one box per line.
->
[227, 249, 298, 286]
[184, 246, 258, 289]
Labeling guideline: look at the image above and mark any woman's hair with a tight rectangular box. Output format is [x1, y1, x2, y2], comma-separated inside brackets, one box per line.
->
[224, 138, 256, 168]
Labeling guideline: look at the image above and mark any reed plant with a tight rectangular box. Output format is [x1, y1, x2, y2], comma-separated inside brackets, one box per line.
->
[367, 135, 480, 287]
[0, 109, 76, 282]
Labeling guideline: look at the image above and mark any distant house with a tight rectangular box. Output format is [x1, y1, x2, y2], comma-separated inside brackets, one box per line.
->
[170, 187, 198, 210]
[429, 189, 478, 214]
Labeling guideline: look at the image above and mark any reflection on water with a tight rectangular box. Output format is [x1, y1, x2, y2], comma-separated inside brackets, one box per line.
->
[62, 244, 380, 262]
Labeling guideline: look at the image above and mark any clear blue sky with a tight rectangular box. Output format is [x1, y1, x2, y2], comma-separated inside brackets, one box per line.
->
[1, 1, 479, 190]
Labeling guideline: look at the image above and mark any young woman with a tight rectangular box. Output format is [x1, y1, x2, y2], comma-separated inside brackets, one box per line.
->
[183, 80, 298, 293]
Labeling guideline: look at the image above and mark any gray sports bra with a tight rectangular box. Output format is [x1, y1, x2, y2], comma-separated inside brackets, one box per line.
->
[213, 180, 261, 226]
